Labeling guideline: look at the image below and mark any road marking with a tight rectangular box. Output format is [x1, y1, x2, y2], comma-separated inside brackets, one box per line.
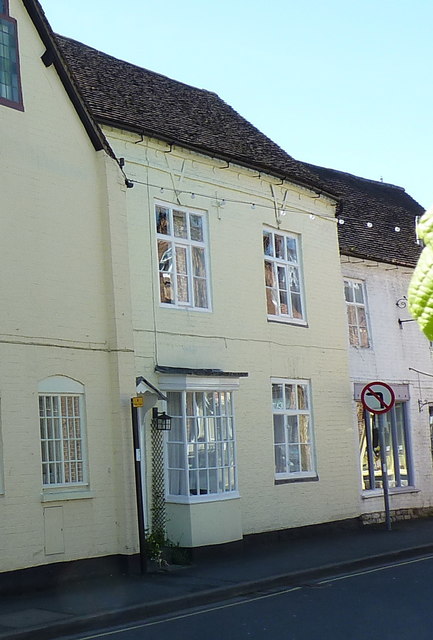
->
[73, 587, 303, 639]
[73, 553, 433, 639]
[318, 553, 433, 584]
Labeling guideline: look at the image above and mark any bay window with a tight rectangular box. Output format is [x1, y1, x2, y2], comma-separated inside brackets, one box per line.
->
[166, 390, 237, 500]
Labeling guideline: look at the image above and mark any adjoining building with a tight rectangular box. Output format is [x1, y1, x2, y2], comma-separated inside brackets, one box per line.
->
[0, 0, 137, 581]
[306, 164, 432, 524]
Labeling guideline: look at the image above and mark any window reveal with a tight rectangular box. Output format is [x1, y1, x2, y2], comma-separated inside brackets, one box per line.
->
[156, 204, 209, 310]
[166, 390, 237, 499]
[263, 229, 305, 322]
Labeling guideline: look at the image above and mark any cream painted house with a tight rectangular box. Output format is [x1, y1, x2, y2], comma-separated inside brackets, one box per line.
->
[59, 35, 362, 549]
[305, 165, 433, 524]
[0, 0, 138, 581]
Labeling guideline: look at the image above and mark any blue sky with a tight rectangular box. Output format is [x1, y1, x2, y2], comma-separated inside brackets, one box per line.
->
[41, 0, 432, 209]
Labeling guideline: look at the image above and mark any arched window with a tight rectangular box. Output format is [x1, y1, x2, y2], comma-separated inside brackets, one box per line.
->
[38, 376, 88, 488]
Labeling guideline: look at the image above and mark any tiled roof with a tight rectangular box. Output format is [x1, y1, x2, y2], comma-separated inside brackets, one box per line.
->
[55, 35, 334, 196]
[304, 164, 424, 268]
[55, 34, 424, 269]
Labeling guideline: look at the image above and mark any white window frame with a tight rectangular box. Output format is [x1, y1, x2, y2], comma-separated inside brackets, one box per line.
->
[155, 201, 211, 312]
[263, 227, 306, 325]
[344, 278, 370, 348]
[271, 378, 316, 481]
[38, 376, 88, 489]
[160, 376, 239, 504]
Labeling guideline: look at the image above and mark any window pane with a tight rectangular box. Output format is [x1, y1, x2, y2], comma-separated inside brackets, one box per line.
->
[192, 246, 206, 277]
[193, 278, 208, 308]
[298, 415, 310, 443]
[288, 445, 300, 472]
[347, 305, 357, 325]
[189, 214, 203, 241]
[173, 209, 187, 238]
[275, 445, 286, 473]
[156, 205, 170, 235]
[272, 384, 284, 410]
[286, 236, 297, 262]
[287, 415, 298, 442]
[264, 262, 275, 287]
[297, 385, 309, 410]
[263, 231, 273, 256]
[277, 265, 287, 290]
[275, 234, 285, 259]
[159, 273, 173, 303]
[359, 327, 369, 348]
[353, 282, 364, 303]
[285, 384, 296, 409]
[349, 326, 359, 346]
[273, 414, 285, 443]
[344, 280, 353, 302]
[301, 444, 312, 471]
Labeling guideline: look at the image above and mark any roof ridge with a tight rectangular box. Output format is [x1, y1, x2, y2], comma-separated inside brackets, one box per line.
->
[55, 33, 221, 99]
[304, 162, 407, 192]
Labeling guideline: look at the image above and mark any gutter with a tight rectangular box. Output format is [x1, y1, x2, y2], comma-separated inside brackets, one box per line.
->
[97, 116, 340, 203]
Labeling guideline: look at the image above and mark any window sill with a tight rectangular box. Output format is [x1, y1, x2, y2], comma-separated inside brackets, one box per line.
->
[41, 489, 94, 502]
[166, 491, 240, 505]
[275, 475, 318, 485]
[362, 486, 419, 499]
[267, 316, 308, 327]
[160, 303, 212, 313]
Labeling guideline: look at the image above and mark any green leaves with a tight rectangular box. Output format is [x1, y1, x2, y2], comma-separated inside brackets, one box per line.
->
[408, 208, 433, 340]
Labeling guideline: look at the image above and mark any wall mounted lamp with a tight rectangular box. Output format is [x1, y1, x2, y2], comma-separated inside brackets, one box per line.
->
[151, 407, 172, 430]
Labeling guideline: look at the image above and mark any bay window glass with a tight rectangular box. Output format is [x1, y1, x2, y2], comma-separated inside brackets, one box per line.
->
[156, 203, 210, 310]
[264, 229, 305, 322]
[166, 390, 237, 500]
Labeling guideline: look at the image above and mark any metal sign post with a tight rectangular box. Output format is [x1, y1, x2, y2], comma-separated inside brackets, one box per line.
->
[361, 381, 395, 531]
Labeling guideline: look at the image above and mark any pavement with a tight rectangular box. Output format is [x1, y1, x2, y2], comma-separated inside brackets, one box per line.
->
[3, 516, 433, 640]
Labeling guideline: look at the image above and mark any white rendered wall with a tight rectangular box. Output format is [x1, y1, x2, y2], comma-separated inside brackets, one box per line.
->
[341, 256, 433, 516]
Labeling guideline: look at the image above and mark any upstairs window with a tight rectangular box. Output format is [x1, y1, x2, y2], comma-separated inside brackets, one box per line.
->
[344, 278, 370, 347]
[263, 229, 305, 323]
[156, 203, 210, 310]
[0, 0, 23, 110]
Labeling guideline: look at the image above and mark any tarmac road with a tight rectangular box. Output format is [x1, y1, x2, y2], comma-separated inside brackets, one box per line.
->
[68, 552, 433, 640]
